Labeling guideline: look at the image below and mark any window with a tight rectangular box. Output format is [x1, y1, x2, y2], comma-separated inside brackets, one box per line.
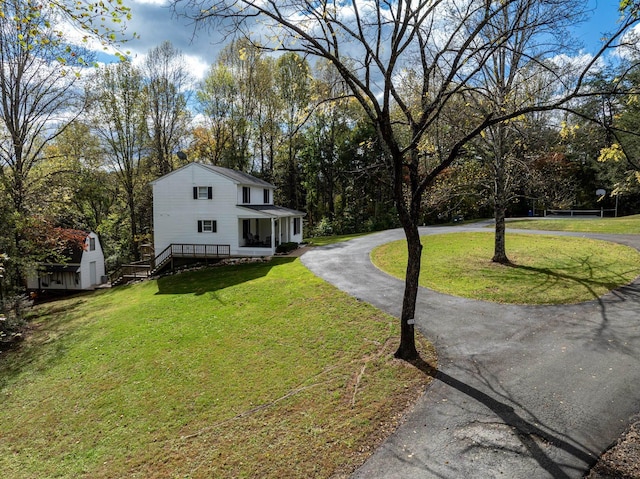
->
[293, 217, 301, 235]
[242, 186, 251, 204]
[193, 186, 213, 200]
[197, 220, 217, 233]
[89, 237, 96, 251]
[263, 188, 270, 204]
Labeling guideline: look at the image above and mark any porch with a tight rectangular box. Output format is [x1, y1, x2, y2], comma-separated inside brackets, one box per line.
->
[239, 205, 304, 252]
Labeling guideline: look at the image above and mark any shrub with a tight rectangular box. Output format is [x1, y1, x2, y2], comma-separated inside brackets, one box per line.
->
[276, 242, 299, 254]
[0, 294, 30, 347]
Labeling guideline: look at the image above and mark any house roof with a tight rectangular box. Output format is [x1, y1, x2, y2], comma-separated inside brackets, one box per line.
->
[200, 164, 274, 188]
[239, 205, 307, 218]
[150, 162, 275, 189]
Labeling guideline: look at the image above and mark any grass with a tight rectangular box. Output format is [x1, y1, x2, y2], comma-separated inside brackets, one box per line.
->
[371, 232, 640, 304]
[0, 258, 434, 479]
[506, 214, 640, 234]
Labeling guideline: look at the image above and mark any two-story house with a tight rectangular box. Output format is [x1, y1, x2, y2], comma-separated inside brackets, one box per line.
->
[150, 162, 305, 267]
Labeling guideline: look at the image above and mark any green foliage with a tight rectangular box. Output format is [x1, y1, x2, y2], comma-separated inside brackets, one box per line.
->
[275, 241, 299, 253]
[0, 294, 30, 347]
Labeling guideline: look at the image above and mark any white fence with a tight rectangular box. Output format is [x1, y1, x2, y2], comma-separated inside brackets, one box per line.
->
[543, 208, 617, 218]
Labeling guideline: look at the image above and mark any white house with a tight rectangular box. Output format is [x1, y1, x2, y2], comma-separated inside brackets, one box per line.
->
[150, 163, 305, 265]
[26, 231, 106, 291]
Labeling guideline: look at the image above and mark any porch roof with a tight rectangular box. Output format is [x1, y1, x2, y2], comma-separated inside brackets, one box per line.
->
[239, 205, 306, 218]
[39, 263, 81, 273]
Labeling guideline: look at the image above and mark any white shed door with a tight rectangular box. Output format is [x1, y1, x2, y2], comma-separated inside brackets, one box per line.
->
[90, 261, 97, 286]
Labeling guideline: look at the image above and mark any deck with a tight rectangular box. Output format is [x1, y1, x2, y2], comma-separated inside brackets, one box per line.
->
[110, 244, 231, 286]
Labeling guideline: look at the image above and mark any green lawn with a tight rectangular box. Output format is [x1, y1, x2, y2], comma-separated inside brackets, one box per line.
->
[0, 258, 434, 478]
[372, 232, 640, 304]
[506, 214, 640, 234]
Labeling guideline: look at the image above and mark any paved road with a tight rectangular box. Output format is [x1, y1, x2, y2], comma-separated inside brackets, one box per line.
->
[301, 224, 640, 479]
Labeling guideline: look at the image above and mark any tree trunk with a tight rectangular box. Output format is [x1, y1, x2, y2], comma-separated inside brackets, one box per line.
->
[127, 193, 140, 262]
[493, 203, 509, 264]
[492, 158, 510, 264]
[394, 220, 421, 360]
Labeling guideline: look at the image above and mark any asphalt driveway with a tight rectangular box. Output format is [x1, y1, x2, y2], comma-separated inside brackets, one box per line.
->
[300, 224, 640, 479]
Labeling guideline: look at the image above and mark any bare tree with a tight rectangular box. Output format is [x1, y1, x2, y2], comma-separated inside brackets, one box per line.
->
[174, 0, 639, 360]
[90, 62, 147, 261]
[142, 41, 193, 177]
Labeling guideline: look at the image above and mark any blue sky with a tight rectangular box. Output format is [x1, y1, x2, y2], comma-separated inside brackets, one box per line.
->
[94, 0, 633, 81]
[580, 0, 626, 51]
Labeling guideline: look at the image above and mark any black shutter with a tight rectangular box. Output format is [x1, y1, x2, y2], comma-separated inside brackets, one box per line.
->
[212, 220, 217, 233]
[197, 220, 203, 232]
[208, 186, 213, 199]
[193, 187, 198, 199]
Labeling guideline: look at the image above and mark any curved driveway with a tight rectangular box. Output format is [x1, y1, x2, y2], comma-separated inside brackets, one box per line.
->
[301, 224, 640, 479]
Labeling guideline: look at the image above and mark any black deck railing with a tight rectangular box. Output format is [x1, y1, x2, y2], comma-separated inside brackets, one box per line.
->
[111, 244, 232, 286]
[150, 243, 231, 275]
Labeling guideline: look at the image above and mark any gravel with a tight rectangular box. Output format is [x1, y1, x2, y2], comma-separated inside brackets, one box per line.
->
[587, 416, 640, 478]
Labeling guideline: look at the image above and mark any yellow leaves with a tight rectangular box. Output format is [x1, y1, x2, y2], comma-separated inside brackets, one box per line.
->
[598, 143, 626, 163]
[559, 121, 579, 141]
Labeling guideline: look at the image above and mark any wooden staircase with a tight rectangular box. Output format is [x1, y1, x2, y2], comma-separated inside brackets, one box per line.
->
[110, 244, 231, 287]
[109, 262, 152, 287]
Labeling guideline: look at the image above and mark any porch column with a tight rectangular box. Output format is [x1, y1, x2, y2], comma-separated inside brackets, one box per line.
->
[270, 218, 276, 254]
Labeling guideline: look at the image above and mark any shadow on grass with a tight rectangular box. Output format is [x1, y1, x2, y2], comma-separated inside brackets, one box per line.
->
[155, 257, 296, 295]
[408, 357, 596, 478]
[0, 290, 109, 390]
[500, 255, 639, 303]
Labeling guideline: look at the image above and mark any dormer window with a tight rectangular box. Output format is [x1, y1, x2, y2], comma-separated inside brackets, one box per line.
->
[193, 186, 213, 200]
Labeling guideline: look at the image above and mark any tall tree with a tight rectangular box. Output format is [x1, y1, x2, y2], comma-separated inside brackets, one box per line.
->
[142, 41, 192, 176]
[177, 0, 639, 360]
[196, 64, 236, 166]
[254, 56, 281, 178]
[217, 39, 262, 171]
[302, 60, 361, 226]
[44, 121, 116, 232]
[468, 0, 582, 263]
[274, 52, 311, 210]
[90, 62, 148, 261]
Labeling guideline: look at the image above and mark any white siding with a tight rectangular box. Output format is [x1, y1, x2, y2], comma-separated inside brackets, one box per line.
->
[79, 232, 106, 289]
[152, 163, 301, 258]
[237, 185, 273, 205]
[153, 163, 241, 254]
